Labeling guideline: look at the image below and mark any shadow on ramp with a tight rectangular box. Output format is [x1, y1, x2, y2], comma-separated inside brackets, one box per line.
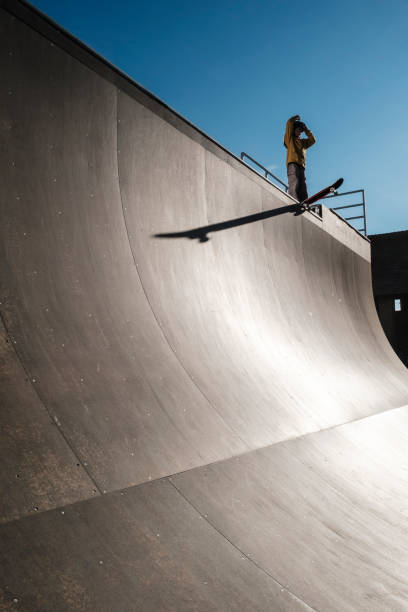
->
[154, 203, 302, 243]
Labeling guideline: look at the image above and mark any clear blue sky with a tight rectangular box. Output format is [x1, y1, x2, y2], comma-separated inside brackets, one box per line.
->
[32, 0, 408, 235]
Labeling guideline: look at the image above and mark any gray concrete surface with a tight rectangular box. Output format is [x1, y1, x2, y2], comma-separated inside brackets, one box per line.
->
[1, 1, 408, 610]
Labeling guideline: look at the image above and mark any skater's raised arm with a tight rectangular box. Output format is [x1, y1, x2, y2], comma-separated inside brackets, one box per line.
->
[283, 115, 300, 148]
[300, 125, 316, 149]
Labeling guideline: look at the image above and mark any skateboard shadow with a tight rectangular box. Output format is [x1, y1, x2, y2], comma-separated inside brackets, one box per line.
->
[154, 203, 305, 243]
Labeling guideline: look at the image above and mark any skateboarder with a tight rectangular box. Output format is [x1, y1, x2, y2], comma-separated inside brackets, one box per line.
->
[284, 115, 316, 202]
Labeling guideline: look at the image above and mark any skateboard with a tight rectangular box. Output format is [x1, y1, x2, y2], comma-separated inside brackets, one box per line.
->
[300, 178, 343, 211]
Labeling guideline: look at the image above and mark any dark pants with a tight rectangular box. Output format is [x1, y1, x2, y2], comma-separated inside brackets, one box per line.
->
[287, 163, 308, 202]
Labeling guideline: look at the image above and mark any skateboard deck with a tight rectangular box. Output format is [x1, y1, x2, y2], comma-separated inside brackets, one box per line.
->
[301, 178, 343, 210]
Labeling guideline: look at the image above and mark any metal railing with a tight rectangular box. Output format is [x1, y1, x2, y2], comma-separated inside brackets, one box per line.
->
[240, 152, 367, 236]
[240, 152, 288, 191]
[322, 189, 367, 236]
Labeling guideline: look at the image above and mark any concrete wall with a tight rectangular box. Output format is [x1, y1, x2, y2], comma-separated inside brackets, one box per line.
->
[370, 230, 408, 366]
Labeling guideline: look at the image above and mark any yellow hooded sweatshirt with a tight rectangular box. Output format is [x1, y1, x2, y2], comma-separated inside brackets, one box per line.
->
[284, 116, 316, 167]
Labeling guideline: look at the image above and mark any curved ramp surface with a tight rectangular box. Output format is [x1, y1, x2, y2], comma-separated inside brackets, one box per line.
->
[1, 1, 408, 610]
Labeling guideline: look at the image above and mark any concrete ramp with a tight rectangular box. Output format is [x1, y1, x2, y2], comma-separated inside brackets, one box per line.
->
[1, 1, 408, 610]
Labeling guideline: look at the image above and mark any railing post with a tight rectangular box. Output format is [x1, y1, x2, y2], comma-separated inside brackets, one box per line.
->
[362, 189, 367, 236]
